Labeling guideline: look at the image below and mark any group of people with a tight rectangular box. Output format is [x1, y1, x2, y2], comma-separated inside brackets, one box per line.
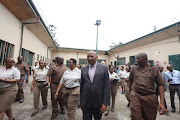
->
[0, 51, 180, 120]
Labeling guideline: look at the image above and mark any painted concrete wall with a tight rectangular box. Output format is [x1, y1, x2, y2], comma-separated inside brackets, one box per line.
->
[0, 3, 52, 65]
[109, 36, 180, 71]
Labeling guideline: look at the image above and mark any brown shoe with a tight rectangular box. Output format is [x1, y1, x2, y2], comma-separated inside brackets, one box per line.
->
[51, 113, 57, 119]
[41, 106, 47, 110]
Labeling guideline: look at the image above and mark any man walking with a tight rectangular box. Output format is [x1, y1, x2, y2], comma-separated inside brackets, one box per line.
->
[165, 64, 180, 113]
[129, 53, 166, 120]
[80, 51, 110, 120]
[14, 56, 29, 103]
[46, 57, 67, 119]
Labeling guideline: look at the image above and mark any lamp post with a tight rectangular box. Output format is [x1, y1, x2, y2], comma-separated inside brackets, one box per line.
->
[94, 20, 101, 55]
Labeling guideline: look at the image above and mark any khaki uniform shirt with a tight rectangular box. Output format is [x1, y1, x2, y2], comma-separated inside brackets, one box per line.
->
[47, 64, 67, 83]
[14, 62, 29, 79]
[129, 64, 165, 95]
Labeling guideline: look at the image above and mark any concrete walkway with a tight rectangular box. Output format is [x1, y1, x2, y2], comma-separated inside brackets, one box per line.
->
[3, 82, 180, 120]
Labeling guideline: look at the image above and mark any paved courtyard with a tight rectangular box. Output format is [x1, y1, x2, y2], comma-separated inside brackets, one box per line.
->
[3, 79, 180, 120]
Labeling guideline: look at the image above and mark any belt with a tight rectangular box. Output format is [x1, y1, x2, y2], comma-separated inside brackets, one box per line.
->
[65, 86, 79, 90]
[36, 81, 46, 82]
[170, 84, 180, 86]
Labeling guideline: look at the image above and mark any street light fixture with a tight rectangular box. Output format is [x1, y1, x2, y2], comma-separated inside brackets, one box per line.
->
[94, 20, 101, 55]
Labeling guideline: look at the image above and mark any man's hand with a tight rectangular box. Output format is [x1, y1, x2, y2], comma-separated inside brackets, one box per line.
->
[30, 85, 33, 91]
[100, 104, 107, 113]
[54, 92, 59, 100]
[26, 77, 29, 83]
[168, 79, 173, 82]
[159, 103, 166, 115]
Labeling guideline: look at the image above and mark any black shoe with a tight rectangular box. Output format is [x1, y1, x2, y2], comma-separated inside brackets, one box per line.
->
[61, 110, 65, 114]
[19, 99, 24, 103]
[31, 111, 38, 117]
[41, 106, 47, 110]
[127, 103, 130, 107]
[171, 108, 176, 112]
[51, 113, 57, 119]
[14, 99, 19, 102]
[104, 110, 109, 116]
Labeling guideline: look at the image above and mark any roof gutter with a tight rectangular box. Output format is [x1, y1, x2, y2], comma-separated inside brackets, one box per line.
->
[26, 0, 57, 49]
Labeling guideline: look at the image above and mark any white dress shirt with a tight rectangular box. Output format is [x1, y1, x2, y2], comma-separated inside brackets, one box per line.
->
[60, 67, 81, 88]
[0, 66, 20, 88]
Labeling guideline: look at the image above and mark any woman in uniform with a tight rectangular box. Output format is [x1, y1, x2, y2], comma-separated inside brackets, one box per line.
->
[54, 58, 81, 120]
[30, 60, 49, 116]
[0, 57, 20, 120]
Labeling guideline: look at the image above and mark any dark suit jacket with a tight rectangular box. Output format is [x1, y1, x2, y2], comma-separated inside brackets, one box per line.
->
[80, 62, 110, 108]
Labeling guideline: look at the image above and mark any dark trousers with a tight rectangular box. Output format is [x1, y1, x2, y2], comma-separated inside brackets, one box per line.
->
[82, 107, 102, 120]
[156, 87, 167, 109]
[169, 84, 180, 109]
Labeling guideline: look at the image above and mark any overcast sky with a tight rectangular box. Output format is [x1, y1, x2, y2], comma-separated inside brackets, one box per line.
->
[33, 0, 180, 50]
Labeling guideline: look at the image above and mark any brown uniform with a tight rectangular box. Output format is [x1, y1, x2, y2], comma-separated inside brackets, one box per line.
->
[14, 62, 29, 100]
[47, 64, 67, 114]
[129, 65, 165, 120]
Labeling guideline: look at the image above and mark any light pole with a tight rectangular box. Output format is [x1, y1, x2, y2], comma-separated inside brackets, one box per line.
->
[95, 20, 101, 55]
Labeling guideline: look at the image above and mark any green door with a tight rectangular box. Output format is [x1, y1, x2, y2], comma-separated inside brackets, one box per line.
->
[169, 54, 180, 71]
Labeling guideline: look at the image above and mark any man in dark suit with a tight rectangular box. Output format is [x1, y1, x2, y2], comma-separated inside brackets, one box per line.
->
[80, 51, 110, 120]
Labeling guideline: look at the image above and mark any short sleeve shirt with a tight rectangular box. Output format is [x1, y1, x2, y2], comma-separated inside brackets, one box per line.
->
[129, 64, 165, 95]
[34, 68, 49, 82]
[118, 70, 127, 78]
[0, 66, 20, 88]
[60, 67, 81, 88]
[109, 72, 119, 81]
[47, 64, 67, 83]
[14, 62, 29, 76]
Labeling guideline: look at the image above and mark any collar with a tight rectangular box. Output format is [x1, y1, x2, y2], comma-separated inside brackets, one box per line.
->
[68, 67, 79, 71]
[89, 62, 97, 68]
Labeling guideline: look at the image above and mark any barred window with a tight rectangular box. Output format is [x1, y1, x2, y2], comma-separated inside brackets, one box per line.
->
[0, 39, 14, 65]
[129, 55, 136, 65]
[79, 58, 87, 65]
[37, 54, 39, 61]
[21, 48, 34, 66]
[117, 57, 126, 65]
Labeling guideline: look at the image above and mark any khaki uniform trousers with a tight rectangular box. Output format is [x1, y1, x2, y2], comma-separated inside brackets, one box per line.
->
[107, 83, 119, 110]
[62, 86, 80, 120]
[130, 90, 158, 120]
[33, 81, 48, 112]
[50, 83, 64, 114]
[16, 76, 25, 100]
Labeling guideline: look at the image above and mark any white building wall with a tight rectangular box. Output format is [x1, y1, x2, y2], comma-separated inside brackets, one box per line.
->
[0, 3, 52, 65]
[109, 36, 180, 70]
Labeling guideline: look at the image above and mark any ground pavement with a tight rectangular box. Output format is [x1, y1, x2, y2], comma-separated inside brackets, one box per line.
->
[3, 80, 180, 120]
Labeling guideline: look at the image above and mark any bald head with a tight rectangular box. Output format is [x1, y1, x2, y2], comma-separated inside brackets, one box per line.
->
[136, 53, 148, 66]
[18, 56, 23, 63]
[101, 61, 105, 65]
[5, 57, 15, 68]
[158, 66, 164, 72]
[137, 53, 148, 61]
[55, 56, 64, 65]
[87, 51, 98, 65]
[167, 64, 173, 72]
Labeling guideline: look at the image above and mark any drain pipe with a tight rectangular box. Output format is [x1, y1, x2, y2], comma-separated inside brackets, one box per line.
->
[19, 18, 39, 56]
